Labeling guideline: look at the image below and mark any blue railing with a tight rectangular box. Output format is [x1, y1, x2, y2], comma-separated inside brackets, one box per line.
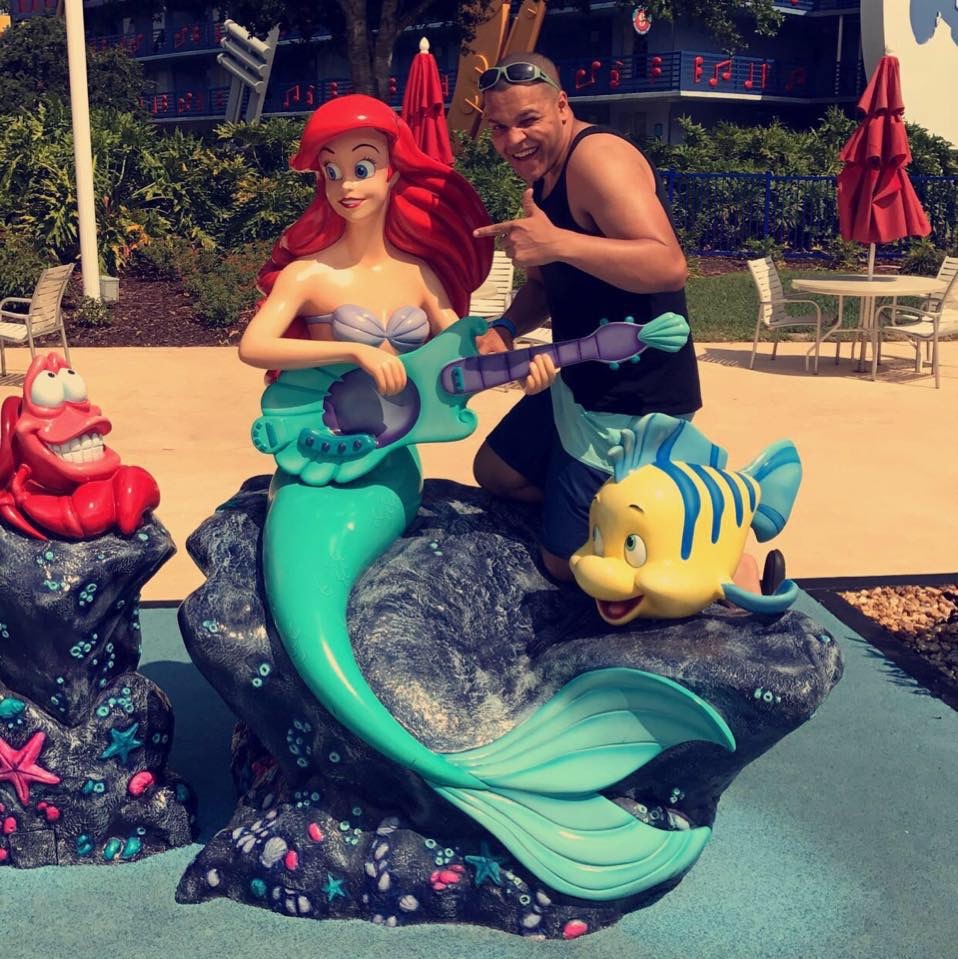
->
[89, 22, 226, 58]
[555, 51, 862, 100]
[660, 171, 958, 257]
[774, 0, 858, 12]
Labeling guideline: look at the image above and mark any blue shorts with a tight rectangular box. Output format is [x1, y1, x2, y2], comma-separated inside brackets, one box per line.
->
[486, 390, 693, 560]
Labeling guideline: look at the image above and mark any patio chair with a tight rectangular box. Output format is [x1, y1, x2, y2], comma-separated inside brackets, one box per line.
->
[875, 266, 958, 389]
[747, 257, 827, 373]
[0, 263, 75, 375]
[468, 250, 515, 318]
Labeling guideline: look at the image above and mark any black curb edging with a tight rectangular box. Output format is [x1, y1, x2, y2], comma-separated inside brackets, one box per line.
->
[801, 576, 958, 713]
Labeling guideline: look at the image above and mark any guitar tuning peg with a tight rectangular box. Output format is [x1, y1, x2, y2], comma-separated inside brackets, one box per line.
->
[630, 355, 642, 364]
[624, 315, 635, 324]
[599, 318, 609, 326]
[609, 362, 620, 371]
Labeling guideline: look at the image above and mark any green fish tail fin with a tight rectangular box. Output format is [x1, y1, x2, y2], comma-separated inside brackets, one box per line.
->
[438, 668, 735, 900]
[741, 440, 802, 542]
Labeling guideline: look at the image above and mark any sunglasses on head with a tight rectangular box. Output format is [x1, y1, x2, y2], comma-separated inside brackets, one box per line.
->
[478, 62, 561, 93]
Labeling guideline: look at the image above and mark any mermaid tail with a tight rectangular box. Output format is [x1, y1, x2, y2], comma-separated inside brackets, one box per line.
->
[264, 450, 737, 901]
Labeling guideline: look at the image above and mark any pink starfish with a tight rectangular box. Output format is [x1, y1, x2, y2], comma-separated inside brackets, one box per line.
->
[0, 731, 61, 806]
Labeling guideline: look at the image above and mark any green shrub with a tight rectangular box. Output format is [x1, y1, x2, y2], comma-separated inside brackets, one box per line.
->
[70, 295, 113, 328]
[180, 240, 271, 328]
[129, 235, 197, 280]
[743, 236, 786, 266]
[453, 130, 526, 225]
[900, 237, 946, 277]
[825, 236, 862, 272]
[0, 233, 54, 298]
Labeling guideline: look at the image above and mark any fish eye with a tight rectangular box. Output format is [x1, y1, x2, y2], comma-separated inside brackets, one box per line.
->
[323, 162, 342, 181]
[30, 370, 65, 408]
[354, 159, 376, 179]
[591, 525, 604, 556]
[58, 368, 88, 402]
[624, 533, 647, 568]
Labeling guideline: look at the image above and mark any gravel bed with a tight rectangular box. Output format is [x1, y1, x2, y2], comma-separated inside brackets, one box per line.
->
[840, 584, 958, 684]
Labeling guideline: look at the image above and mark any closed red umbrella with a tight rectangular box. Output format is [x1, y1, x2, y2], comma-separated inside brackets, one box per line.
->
[401, 37, 454, 166]
[837, 55, 931, 277]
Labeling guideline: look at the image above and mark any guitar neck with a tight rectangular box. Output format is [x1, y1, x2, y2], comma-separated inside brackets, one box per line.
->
[440, 338, 601, 395]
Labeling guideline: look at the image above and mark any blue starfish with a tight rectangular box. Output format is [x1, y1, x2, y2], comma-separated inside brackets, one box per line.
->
[464, 841, 506, 887]
[100, 723, 143, 766]
[322, 873, 346, 903]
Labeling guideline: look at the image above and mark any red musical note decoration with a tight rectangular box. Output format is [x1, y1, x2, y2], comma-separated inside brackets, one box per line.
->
[388, 77, 398, 98]
[329, 81, 340, 99]
[304, 84, 316, 107]
[743, 62, 769, 91]
[610, 60, 623, 90]
[151, 94, 169, 116]
[709, 59, 733, 87]
[784, 66, 806, 92]
[283, 85, 301, 110]
[693, 56, 704, 83]
[649, 55, 663, 79]
[177, 92, 195, 114]
[575, 60, 602, 91]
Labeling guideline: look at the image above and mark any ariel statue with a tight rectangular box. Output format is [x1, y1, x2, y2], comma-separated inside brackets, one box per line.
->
[241, 95, 734, 903]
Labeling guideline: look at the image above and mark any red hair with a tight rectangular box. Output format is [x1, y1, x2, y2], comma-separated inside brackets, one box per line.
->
[258, 95, 492, 318]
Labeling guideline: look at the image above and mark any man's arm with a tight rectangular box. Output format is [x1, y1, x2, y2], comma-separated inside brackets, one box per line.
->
[560, 133, 687, 293]
[474, 265, 551, 353]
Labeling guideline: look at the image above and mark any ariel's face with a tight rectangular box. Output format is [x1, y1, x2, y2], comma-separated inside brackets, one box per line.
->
[319, 128, 395, 223]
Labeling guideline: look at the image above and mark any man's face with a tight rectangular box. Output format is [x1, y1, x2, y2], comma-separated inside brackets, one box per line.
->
[482, 83, 569, 184]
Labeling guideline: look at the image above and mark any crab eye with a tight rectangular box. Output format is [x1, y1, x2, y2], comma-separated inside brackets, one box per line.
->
[354, 159, 376, 179]
[591, 525, 604, 557]
[58, 368, 88, 402]
[30, 370, 65, 409]
[323, 162, 342, 182]
[624, 533, 647, 568]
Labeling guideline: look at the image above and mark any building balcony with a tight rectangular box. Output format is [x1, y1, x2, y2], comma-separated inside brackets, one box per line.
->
[141, 48, 861, 122]
[558, 51, 862, 102]
[773, 0, 858, 13]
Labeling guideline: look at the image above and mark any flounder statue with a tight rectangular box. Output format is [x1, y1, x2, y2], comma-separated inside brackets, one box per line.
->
[571, 414, 802, 623]
[255, 314, 743, 903]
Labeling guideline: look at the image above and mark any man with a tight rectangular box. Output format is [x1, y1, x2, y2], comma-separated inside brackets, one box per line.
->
[471, 53, 716, 581]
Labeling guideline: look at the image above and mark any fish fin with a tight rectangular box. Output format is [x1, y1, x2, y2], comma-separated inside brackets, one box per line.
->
[611, 414, 729, 482]
[636, 312, 690, 353]
[741, 440, 802, 542]
[433, 784, 713, 900]
[721, 579, 799, 615]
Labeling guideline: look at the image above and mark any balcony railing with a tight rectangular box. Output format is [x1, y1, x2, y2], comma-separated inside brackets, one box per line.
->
[557, 51, 862, 101]
[773, 0, 858, 12]
[88, 22, 227, 58]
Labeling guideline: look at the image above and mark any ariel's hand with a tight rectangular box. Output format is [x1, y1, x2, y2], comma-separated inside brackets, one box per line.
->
[353, 345, 408, 396]
[523, 353, 558, 395]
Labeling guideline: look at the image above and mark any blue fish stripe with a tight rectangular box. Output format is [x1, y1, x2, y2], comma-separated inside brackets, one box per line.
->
[739, 471, 758, 512]
[756, 503, 787, 537]
[709, 444, 722, 468]
[716, 470, 744, 527]
[750, 445, 801, 482]
[651, 422, 706, 560]
[688, 464, 725, 544]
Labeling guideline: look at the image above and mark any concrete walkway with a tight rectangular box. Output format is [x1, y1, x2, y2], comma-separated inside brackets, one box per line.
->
[2, 339, 955, 601]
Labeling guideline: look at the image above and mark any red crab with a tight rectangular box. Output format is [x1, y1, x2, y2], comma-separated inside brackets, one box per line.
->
[0, 353, 160, 540]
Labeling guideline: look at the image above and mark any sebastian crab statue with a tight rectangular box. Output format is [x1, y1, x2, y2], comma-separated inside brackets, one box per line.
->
[0, 352, 159, 540]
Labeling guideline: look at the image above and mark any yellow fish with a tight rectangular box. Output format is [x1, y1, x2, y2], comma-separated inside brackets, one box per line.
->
[571, 414, 801, 624]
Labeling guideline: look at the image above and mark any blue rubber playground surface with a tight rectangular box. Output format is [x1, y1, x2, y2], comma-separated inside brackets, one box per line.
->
[2, 591, 956, 959]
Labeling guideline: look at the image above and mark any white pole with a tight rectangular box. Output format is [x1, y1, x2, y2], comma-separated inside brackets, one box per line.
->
[65, 0, 100, 300]
[867, 242, 876, 279]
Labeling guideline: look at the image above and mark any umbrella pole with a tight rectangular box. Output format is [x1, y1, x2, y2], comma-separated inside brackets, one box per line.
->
[867, 242, 876, 279]
[866, 241, 878, 378]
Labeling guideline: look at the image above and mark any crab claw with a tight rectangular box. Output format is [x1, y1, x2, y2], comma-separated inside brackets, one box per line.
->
[0, 491, 49, 540]
[111, 465, 160, 535]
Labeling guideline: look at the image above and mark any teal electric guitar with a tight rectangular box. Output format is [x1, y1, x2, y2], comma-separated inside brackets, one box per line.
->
[252, 312, 690, 486]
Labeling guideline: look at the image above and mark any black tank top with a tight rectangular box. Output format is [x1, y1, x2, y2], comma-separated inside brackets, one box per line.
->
[533, 126, 702, 415]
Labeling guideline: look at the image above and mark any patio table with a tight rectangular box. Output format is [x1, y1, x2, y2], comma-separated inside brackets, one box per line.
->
[791, 274, 946, 380]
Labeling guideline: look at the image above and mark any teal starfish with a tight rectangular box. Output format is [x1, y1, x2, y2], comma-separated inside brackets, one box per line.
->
[465, 841, 506, 887]
[322, 873, 346, 903]
[100, 723, 143, 766]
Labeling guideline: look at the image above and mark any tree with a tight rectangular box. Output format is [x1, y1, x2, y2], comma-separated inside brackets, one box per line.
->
[0, 15, 146, 116]
[88, 1, 783, 101]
